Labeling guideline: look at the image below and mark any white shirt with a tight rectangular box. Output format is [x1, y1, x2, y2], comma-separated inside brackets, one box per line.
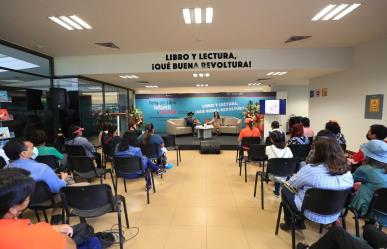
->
[265, 145, 293, 159]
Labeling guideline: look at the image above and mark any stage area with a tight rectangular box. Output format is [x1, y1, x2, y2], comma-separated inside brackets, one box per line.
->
[174, 134, 239, 150]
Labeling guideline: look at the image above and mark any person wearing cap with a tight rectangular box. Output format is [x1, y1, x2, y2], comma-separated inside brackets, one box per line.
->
[238, 118, 261, 145]
[350, 139, 387, 225]
[185, 112, 200, 136]
[66, 125, 102, 168]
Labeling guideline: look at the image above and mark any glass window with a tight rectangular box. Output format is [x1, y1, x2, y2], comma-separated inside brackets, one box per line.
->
[104, 84, 128, 134]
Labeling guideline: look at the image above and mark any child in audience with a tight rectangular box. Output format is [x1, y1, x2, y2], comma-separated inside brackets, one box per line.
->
[265, 130, 293, 196]
[325, 120, 346, 146]
[350, 140, 387, 225]
[265, 121, 284, 145]
[287, 123, 309, 145]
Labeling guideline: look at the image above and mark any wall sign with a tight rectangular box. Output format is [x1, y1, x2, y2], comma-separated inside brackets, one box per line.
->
[151, 52, 252, 71]
[322, 88, 328, 97]
[364, 94, 384, 119]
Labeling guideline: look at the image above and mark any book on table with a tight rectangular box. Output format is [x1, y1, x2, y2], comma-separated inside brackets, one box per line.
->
[0, 109, 10, 120]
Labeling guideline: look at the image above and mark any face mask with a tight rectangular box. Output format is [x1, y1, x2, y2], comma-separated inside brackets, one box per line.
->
[31, 147, 39, 160]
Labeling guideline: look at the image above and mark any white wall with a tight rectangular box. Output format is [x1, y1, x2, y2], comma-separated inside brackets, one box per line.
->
[309, 35, 387, 151]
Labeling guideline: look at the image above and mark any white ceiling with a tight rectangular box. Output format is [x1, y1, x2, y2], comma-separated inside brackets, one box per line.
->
[1, 0, 387, 89]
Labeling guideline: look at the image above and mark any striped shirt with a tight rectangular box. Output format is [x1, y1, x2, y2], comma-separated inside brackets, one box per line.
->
[287, 136, 310, 145]
[288, 163, 354, 224]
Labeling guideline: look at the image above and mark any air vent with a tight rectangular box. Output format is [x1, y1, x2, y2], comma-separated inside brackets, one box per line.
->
[285, 36, 312, 44]
[95, 42, 120, 49]
[256, 78, 271, 81]
[136, 81, 149, 84]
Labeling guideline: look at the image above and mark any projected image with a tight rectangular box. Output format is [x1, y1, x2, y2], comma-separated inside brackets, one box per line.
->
[265, 100, 280, 114]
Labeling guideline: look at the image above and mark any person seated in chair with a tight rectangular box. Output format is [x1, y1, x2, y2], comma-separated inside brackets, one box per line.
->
[287, 123, 310, 145]
[3, 140, 68, 193]
[115, 131, 166, 189]
[301, 117, 314, 138]
[350, 140, 387, 225]
[0, 168, 76, 249]
[325, 120, 346, 146]
[102, 125, 121, 158]
[207, 111, 221, 135]
[265, 121, 284, 145]
[185, 112, 200, 136]
[238, 119, 261, 146]
[296, 224, 387, 249]
[280, 137, 353, 231]
[31, 129, 65, 161]
[66, 125, 102, 168]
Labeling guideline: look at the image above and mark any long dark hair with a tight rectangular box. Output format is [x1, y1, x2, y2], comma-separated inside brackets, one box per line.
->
[309, 137, 350, 175]
[214, 112, 220, 119]
[142, 123, 154, 145]
[117, 131, 138, 152]
[291, 123, 304, 137]
[269, 130, 286, 149]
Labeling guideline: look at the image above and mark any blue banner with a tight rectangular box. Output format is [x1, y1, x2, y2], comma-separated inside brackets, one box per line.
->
[135, 92, 276, 132]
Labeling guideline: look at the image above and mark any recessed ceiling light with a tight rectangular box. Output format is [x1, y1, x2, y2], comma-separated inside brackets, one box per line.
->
[182, 8, 213, 24]
[182, 8, 192, 24]
[278, 72, 287, 75]
[194, 8, 202, 24]
[205, 73, 210, 77]
[49, 15, 92, 30]
[193, 73, 198, 77]
[312, 3, 361, 21]
[205, 84, 208, 87]
[206, 7, 213, 24]
[199, 73, 204, 77]
[196, 84, 200, 87]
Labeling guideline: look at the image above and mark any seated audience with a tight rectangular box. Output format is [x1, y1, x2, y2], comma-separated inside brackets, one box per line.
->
[265, 121, 284, 145]
[185, 112, 200, 136]
[301, 117, 314, 138]
[3, 140, 68, 193]
[238, 119, 261, 145]
[265, 130, 293, 196]
[350, 139, 387, 225]
[102, 125, 121, 157]
[325, 120, 346, 145]
[128, 117, 142, 137]
[31, 130, 64, 160]
[296, 225, 387, 249]
[349, 124, 387, 165]
[98, 121, 111, 146]
[66, 125, 102, 168]
[287, 123, 310, 145]
[207, 111, 221, 135]
[305, 129, 336, 164]
[137, 123, 169, 166]
[280, 137, 353, 231]
[115, 131, 166, 189]
[0, 168, 76, 249]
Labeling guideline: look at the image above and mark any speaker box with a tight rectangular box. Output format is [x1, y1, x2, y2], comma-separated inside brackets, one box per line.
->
[50, 88, 67, 110]
[26, 89, 43, 110]
[200, 141, 221, 154]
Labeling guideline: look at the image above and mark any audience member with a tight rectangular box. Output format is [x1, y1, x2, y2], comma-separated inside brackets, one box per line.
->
[137, 123, 169, 166]
[115, 131, 166, 189]
[350, 139, 387, 225]
[238, 119, 261, 145]
[66, 125, 102, 168]
[0, 168, 76, 249]
[128, 118, 142, 137]
[31, 130, 64, 160]
[349, 124, 387, 165]
[98, 122, 111, 146]
[3, 140, 67, 193]
[301, 117, 314, 138]
[207, 111, 221, 135]
[265, 130, 293, 196]
[280, 138, 353, 231]
[296, 225, 387, 249]
[287, 123, 309, 145]
[265, 121, 284, 145]
[325, 120, 346, 145]
[185, 112, 200, 136]
[102, 125, 121, 157]
[305, 129, 336, 164]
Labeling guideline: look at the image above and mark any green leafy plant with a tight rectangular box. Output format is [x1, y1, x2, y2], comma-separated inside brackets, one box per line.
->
[243, 100, 260, 117]
[128, 108, 144, 128]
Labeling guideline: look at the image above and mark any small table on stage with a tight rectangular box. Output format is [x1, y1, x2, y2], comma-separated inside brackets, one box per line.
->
[195, 125, 213, 140]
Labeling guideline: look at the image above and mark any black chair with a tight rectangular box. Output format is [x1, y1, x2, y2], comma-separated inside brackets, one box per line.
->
[28, 181, 63, 223]
[349, 188, 387, 237]
[307, 137, 313, 145]
[0, 156, 7, 169]
[254, 158, 298, 209]
[69, 156, 114, 185]
[65, 144, 86, 157]
[237, 137, 261, 166]
[113, 156, 156, 204]
[140, 143, 164, 178]
[162, 135, 181, 166]
[288, 145, 311, 162]
[35, 155, 61, 173]
[241, 144, 267, 182]
[275, 188, 352, 249]
[60, 184, 129, 249]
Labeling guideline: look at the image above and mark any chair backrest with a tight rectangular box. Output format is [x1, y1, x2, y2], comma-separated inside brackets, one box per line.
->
[60, 184, 114, 211]
[308, 137, 314, 145]
[266, 158, 298, 177]
[241, 137, 261, 149]
[69, 156, 96, 174]
[301, 188, 352, 215]
[366, 188, 387, 219]
[35, 155, 60, 171]
[162, 135, 176, 148]
[29, 181, 55, 206]
[288, 144, 311, 161]
[340, 143, 347, 153]
[113, 156, 144, 175]
[0, 156, 7, 169]
[65, 144, 86, 156]
[140, 143, 159, 159]
[248, 144, 267, 160]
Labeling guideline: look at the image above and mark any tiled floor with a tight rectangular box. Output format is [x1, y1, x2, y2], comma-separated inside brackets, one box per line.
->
[28, 150, 361, 249]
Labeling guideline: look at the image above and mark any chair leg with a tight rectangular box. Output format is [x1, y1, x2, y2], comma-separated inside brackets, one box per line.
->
[261, 176, 265, 210]
[253, 171, 259, 197]
[319, 224, 323, 233]
[275, 202, 283, 235]
[236, 149, 239, 163]
[291, 212, 296, 249]
[35, 210, 41, 222]
[114, 176, 118, 195]
[244, 160, 247, 183]
[151, 172, 156, 193]
[99, 175, 103, 184]
[146, 185, 150, 204]
[342, 216, 347, 230]
[43, 210, 49, 223]
[121, 197, 130, 228]
[117, 204, 124, 249]
[123, 178, 127, 193]
[353, 210, 360, 237]
[110, 170, 115, 192]
[176, 150, 179, 166]
[239, 159, 242, 176]
[178, 148, 181, 162]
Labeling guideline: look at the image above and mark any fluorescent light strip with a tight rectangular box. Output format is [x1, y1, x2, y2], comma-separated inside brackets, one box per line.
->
[333, 3, 361, 20]
[131, 75, 138, 79]
[206, 7, 213, 23]
[119, 75, 127, 79]
[199, 73, 204, 77]
[49, 16, 74, 30]
[59, 16, 83, 29]
[193, 73, 198, 77]
[278, 72, 287, 75]
[312, 4, 336, 21]
[266, 72, 274, 76]
[194, 8, 202, 24]
[322, 4, 349, 21]
[205, 73, 210, 77]
[69, 15, 92, 29]
[182, 8, 191, 24]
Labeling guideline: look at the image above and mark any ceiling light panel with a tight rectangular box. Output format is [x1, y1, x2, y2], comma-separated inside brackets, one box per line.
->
[119, 75, 138, 79]
[267, 72, 287, 76]
[182, 8, 213, 24]
[312, 3, 361, 21]
[49, 15, 92, 30]
[193, 73, 210, 77]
